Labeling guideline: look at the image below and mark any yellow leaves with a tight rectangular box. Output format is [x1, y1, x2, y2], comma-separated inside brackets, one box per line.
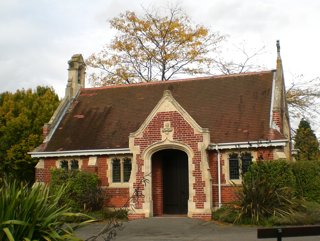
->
[87, 6, 225, 85]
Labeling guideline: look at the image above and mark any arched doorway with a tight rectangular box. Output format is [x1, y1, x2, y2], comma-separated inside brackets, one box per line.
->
[152, 149, 189, 216]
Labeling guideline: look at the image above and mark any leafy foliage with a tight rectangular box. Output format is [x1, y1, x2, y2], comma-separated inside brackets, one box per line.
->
[294, 119, 320, 161]
[292, 161, 320, 202]
[87, 6, 224, 86]
[0, 179, 92, 241]
[50, 169, 105, 212]
[0, 86, 60, 183]
[234, 160, 298, 224]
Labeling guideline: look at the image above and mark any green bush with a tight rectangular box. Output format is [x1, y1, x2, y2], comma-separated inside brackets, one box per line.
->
[102, 208, 128, 220]
[272, 201, 320, 225]
[212, 205, 239, 223]
[292, 161, 320, 203]
[50, 169, 105, 212]
[0, 179, 89, 241]
[234, 160, 299, 224]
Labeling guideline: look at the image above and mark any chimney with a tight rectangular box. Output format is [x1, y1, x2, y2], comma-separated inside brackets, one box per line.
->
[65, 54, 86, 99]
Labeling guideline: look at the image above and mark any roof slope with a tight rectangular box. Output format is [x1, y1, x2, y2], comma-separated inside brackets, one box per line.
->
[44, 71, 277, 151]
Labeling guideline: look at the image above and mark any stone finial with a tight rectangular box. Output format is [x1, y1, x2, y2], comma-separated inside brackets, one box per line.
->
[276, 40, 281, 58]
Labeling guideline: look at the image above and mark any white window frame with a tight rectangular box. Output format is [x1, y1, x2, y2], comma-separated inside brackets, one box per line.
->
[108, 155, 132, 187]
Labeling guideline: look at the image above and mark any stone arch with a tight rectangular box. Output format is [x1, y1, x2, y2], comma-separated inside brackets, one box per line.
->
[143, 141, 195, 217]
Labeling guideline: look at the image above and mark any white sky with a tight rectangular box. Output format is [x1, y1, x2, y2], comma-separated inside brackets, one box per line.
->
[0, 0, 319, 134]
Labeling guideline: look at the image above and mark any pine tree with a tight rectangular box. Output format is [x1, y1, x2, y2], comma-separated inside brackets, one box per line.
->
[294, 119, 320, 161]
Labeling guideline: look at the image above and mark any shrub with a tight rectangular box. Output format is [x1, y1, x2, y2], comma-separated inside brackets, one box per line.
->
[234, 160, 299, 224]
[212, 205, 239, 223]
[292, 161, 320, 203]
[102, 208, 128, 220]
[272, 201, 320, 225]
[0, 180, 89, 241]
[50, 169, 105, 212]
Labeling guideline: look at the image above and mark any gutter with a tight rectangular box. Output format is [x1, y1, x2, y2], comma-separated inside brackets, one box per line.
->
[208, 139, 288, 150]
[29, 148, 131, 158]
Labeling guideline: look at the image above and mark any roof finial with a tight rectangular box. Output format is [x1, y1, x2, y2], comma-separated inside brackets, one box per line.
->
[276, 40, 281, 58]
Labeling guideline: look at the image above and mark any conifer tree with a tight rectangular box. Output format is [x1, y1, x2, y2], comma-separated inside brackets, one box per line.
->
[0, 86, 59, 183]
[294, 119, 320, 161]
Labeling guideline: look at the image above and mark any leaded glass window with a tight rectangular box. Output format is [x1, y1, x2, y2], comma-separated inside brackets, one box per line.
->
[241, 152, 253, 175]
[71, 159, 79, 170]
[112, 158, 121, 182]
[123, 158, 132, 182]
[229, 153, 240, 179]
[60, 160, 68, 171]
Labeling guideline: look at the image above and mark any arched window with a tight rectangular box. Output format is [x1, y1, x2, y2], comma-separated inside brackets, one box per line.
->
[60, 159, 79, 171]
[60, 160, 68, 171]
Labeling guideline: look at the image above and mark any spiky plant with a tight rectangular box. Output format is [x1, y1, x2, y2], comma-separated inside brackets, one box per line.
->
[234, 160, 299, 224]
[0, 180, 93, 241]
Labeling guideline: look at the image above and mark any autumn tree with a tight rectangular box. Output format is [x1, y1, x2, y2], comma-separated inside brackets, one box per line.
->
[0, 86, 60, 183]
[294, 119, 320, 161]
[87, 5, 319, 125]
[87, 6, 225, 86]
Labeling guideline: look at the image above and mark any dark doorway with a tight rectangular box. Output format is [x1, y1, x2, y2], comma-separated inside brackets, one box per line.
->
[152, 149, 189, 215]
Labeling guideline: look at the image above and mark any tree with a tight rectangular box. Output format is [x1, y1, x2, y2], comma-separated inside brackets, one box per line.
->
[286, 75, 320, 119]
[294, 119, 320, 161]
[86, 6, 225, 86]
[0, 86, 60, 183]
[87, 5, 319, 125]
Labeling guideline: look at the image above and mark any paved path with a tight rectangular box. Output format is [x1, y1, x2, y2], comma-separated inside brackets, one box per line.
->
[76, 217, 320, 241]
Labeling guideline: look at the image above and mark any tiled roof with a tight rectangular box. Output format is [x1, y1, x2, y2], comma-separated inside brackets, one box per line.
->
[44, 71, 278, 151]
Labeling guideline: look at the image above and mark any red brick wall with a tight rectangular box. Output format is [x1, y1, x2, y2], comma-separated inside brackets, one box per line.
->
[272, 111, 282, 132]
[221, 186, 239, 203]
[105, 188, 130, 208]
[97, 156, 108, 186]
[257, 148, 274, 160]
[81, 157, 98, 174]
[152, 157, 163, 216]
[132, 111, 205, 212]
[44, 158, 57, 183]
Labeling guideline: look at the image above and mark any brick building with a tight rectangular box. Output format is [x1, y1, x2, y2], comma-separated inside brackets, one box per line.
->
[30, 43, 291, 220]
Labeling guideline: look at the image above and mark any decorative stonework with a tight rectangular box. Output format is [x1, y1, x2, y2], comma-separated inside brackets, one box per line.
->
[161, 121, 173, 140]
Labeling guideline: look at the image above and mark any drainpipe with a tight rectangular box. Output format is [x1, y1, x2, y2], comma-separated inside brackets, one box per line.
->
[216, 144, 222, 208]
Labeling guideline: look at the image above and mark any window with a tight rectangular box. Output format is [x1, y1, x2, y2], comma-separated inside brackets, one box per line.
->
[60, 159, 79, 171]
[229, 153, 240, 179]
[241, 152, 253, 174]
[112, 158, 121, 182]
[60, 160, 69, 170]
[123, 157, 132, 182]
[228, 152, 253, 179]
[112, 157, 132, 183]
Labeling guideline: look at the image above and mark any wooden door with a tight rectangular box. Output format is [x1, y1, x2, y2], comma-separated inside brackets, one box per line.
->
[163, 150, 188, 214]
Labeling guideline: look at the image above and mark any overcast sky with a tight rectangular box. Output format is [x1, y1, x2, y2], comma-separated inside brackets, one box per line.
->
[1, 0, 319, 132]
